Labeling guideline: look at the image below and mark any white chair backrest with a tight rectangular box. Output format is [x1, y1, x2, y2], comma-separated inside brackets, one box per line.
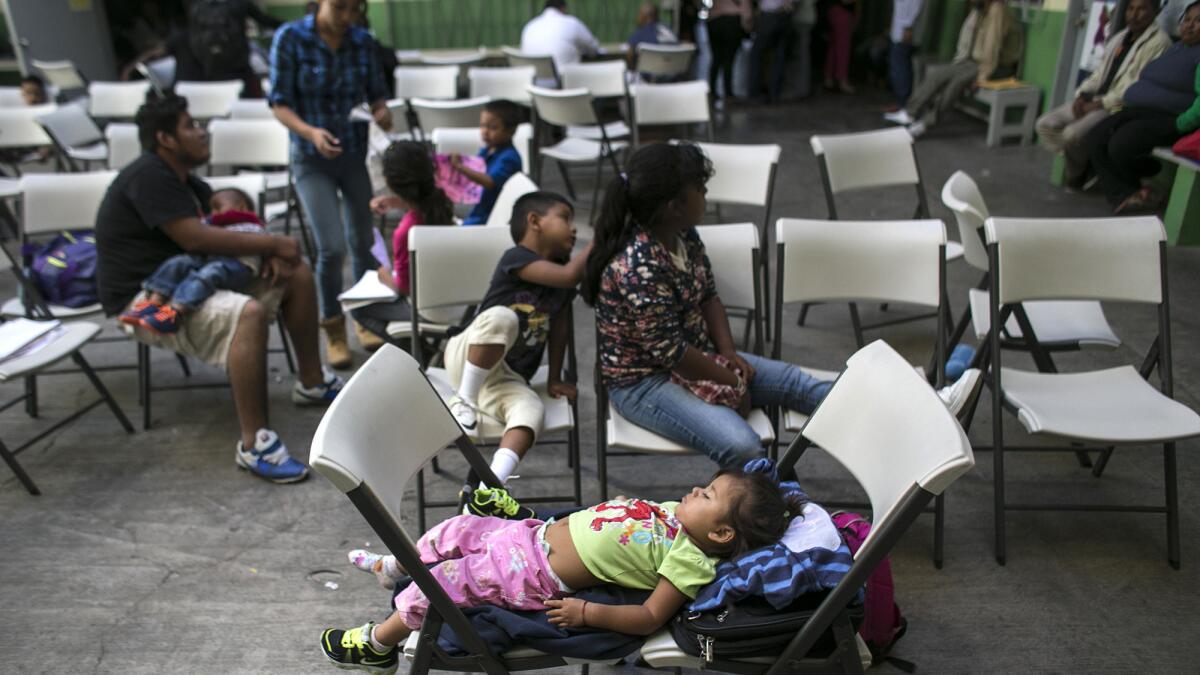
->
[985, 216, 1165, 305]
[0, 104, 56, 148]
[431, 127, 483, 157]
[694, 141, 780, 207]
[810, 127, 919, 193]
[20, 171, 117, 234]
[203, 173, 266, 211]
[502, 47, 558, 84]
[0, 87, 26, 107]
[485, 172, 539, 229]
[801, 340, 974, 552]
[635, 42, 696, 77]
[394, 66, 459, 100]
[139, 56, 177, 92]
[419, 48, 488, 67]
[175, 80, 244, 119]
[32, 59, 85, 90]
[410, 96, 489, 133]
[560, 61, 628, 98]
[468, 66, 536, 104]
[105, 123, 141, 170]
[776, 218, 946, 307]
[632, 81, 710, 125]
[940, 170, 990, 272]
[513, 122, 532, 173]
[37, 102, 103, 148]
[310, 344, 466, 518]
[229, 98, 275, 119]
[87, 81, 150, 119]
[207, 118, 290, 168]
[529, 86, 597, 128]
[696, 223, 759, 311]
[409, 226, 512, 311]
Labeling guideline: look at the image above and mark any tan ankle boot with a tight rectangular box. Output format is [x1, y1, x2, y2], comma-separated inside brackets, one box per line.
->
[354, 320, 384, 352]
[321, 314, 352, 370]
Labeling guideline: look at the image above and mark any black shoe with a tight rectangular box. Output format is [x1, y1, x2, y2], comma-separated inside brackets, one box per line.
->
[465, 486, 536, 520]
[320, 622, 398, 674]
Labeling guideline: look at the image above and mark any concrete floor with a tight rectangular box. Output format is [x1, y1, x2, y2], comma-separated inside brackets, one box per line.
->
[2, 90, 1199, 674]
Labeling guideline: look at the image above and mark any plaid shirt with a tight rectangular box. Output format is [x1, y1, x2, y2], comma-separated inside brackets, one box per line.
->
[268, 14, 388, 160]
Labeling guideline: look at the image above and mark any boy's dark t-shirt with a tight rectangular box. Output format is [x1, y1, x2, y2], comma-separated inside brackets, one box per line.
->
[470, 245, 574, 382]
[95, 152, 213, 315]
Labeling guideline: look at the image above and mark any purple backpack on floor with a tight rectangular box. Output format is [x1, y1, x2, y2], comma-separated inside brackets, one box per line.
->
[832, 512, 912, 671]
[27, 230, 98, 308]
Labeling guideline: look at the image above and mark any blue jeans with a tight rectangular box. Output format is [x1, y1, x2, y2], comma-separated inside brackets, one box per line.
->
[142, 254, 254, 309]
[292, 151, 375, 319]
[889, 41, 917, 108]
[608, 351, 833, 467]
[749, 10, 794, 102]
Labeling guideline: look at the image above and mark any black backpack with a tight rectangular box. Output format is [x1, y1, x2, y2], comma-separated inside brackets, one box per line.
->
[188, 0, 249, 78]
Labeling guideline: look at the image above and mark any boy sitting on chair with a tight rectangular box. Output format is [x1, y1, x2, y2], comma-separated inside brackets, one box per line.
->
[446, 191, 592, 516]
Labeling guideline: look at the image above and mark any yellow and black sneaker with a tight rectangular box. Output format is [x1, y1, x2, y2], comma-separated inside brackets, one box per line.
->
[465, 486, 536, 520]
[319, 622, 398, 674]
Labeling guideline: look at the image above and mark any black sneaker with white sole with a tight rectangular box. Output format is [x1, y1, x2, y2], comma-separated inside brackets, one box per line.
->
[319, 622, 398, 674]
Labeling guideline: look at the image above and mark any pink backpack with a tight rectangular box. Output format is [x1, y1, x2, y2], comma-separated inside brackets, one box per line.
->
[832, 512, 912, 671]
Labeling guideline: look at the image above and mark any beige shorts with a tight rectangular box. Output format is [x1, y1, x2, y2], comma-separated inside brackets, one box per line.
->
[121, 278, 286, 369]
[444, 306, 545, 440]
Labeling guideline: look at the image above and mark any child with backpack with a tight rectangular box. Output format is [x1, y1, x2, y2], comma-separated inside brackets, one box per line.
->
[451, 99, 525, 225]
[320, 465, 800, 672]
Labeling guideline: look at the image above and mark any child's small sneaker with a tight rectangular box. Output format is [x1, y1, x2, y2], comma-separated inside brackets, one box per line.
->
[466, 486, 536, 520]
[235, 428, 308, 483]
[292, 367, 344, 406]
[320, 622, 398, 674]
[119, 300, 158, 327]
[348, 550, 403, 590]
[139, 304, 181, 334]
[447, 395, 478, 432]
[937, 368, 983, 420]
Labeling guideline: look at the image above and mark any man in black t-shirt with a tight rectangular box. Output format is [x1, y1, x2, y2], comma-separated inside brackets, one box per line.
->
[96, 94, 339, 484]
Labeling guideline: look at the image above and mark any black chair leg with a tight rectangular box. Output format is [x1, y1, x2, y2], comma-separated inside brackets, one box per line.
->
[141, 344, 153, 431]
[416, 467, 427, 534]
[1091, 447, 1115, 477]
[797, 302, 811, 326]
[933, 492, 945, 569]
[1165, 442, 1180, 569]
[72, 352, 134, 433]
[848, 303, 865, 349]
[277, 316, 297, 375]
[23, 375, 37, 418]
[176, 354, 192, 378]
[556, 161, 577, 200]
[0, 437, 40, 495]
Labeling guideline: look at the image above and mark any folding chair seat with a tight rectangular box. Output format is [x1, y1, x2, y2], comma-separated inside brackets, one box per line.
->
[0, 104, 56, 174]
[528, 86, 626, 214]
[104, 123, 141, 171]
[559, 61, 632, 141]
[982, 215, 1200, 568]
[634, 42, 697, 80]
[484, 172, 539, 229]
[0, 249, 134, 495]
[401, 225, 581, 530]
[310, 345, 619, 675]
[87, 81, 151, 120]
[641, 340, 975, 674]
[394, 66, 459, 101]
[630, 80, 712, 147]
[410, 96, 490, 136]
[502, 47, 559, 88]
[174, 80, 244, 120]
[468, 66, 536, 105]
[596, 224, 775, 499]
[36, 103, 108, 170]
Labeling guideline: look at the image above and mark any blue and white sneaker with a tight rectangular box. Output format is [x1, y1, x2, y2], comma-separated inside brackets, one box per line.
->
[235, 428, 309, 483]
[291, 367, 344, 406]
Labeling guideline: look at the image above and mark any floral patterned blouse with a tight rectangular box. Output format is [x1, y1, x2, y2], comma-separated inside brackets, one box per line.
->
[596, 225, 717, 388]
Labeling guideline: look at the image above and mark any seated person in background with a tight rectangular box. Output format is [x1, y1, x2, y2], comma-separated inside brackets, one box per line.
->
[96, 94, 342, 484]
[321, 466, 796, 671]
[119, 187, 267, 333]
[453, 99, 524, 226]
[20, 74, 48, 105]
[1036, 0, 1169, 189]
[1087, 0, 1200, 212]
[0, 75, 52, 168]
[884, 0, 1021, 137]
[520, 0, 601, 69]
[627, 2, 679, 65]
[445, 192, 592, 506]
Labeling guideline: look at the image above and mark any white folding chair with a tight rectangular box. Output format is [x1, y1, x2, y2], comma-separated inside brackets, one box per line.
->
[419, 48, 487, 93]
[174, 80, 244, 120]
[380, 98, 416, 141]
[394, 65, 459, 101]
[513, 121, 532, 173]
[528, 85, 627, 215]
[502, 47, 559, 88]
[228, 98, 275, 119]
[32, 59, 86, 92]
[941, 170, 1120, 358]
[642, 340, 974, 673]
[468, 66, 536, 105]
[431, 127, 484, 157]
[410, 96, 490, 136]
[559, 61, 632, 141]
[137, 56, 176, 95]
[630, 80, 712, 147]
[983, 216, 1200, 568]
[484, 172, 539, 228]
[634, 42, 697, 80]
[405, 225, 581, 529]
[595, 223, 776, 498]
[36, 103, 107, 171]
[105, 123, 141, 170]
[310, 345, 618, 674]
[0, 104, 57, 174]
[87, 81, 150, 120]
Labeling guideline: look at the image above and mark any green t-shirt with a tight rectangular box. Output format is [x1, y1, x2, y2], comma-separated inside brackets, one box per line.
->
[567, 498, 718, 598]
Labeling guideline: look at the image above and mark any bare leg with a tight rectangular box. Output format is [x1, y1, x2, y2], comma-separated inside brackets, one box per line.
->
[499, 426, 534, 459]
[373, 611, 414, 647]
[281, 263, 323, 389]
[227, 299, 269, 448]
[467, 343, 505, 370]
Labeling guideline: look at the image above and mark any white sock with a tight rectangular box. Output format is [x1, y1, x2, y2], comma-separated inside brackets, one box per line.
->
[457, 361, 490, 407]
[486, 447, 521, 486]
[368, 624, 389, 653]
[381, 556, 403, 580]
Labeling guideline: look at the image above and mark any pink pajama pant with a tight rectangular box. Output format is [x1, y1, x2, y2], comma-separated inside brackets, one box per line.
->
[394, 515, 569, 630]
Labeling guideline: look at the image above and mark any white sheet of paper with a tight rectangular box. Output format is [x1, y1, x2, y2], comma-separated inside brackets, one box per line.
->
[0, 318, 61, 362]
[337, 271, 398, 311]
[371, 228, 390, 268]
